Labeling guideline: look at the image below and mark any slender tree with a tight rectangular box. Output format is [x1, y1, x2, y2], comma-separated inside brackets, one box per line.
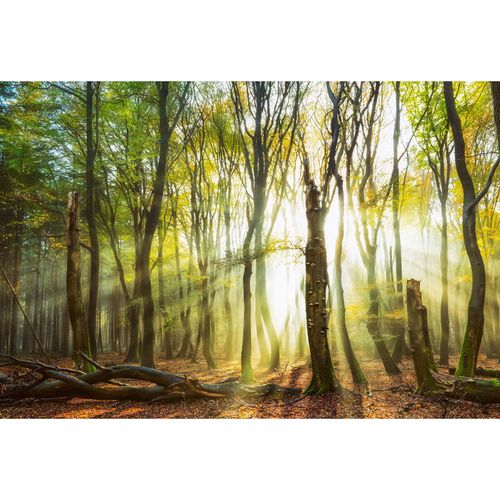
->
[326, 82, 367, 385]
[389, 81, 408, 362]
[139, 82, 190, 368]
[444, 81, 500, 377]
[353, 82, 400, 375]
[85, 81, 100, 359]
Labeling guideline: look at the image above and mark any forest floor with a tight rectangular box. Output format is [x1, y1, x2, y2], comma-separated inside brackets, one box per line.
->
[1, 353, 499, 418]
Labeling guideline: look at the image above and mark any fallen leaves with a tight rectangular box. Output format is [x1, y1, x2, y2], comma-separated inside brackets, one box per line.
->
[0, 353, 499, 419]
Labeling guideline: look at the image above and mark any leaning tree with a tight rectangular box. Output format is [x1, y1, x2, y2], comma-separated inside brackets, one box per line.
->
[444, 81, 500, 377]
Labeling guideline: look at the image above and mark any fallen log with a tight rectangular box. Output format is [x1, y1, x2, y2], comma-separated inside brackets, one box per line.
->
[406, 279, 500, 404]
[0, 353, 301, 404]
[448, 366, 500, 378]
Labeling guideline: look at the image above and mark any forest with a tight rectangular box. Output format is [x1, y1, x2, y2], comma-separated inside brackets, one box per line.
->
[0, 81, 499, 418]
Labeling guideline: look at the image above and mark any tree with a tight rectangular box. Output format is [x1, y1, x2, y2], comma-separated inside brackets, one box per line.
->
[404, 82, 452, 364]
[185, 109, 218, 369]
[66, 192, 93, 372]
[85, 81, 101, 359]
[231, 82, 299, 372]
[48, 81, 102, 359]
[294, 81, 349, 394]
[327, 82, 367, 385]
[97, 82, 153, 362]
[352, 82, 400, 375]
[405, 278, 500, 404]
[139, 82, 190, 368]
[389, 81, 410, 363]
[301, 153, 338, 394]
[211, 98, 241, 360]
[444, 81, 500, 377]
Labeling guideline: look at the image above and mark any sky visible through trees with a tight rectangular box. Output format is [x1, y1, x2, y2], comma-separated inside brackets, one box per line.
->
[0, 81, 499, 414]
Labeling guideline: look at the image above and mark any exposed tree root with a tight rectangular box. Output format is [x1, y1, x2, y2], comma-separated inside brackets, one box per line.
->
[0, 353, 301, 404]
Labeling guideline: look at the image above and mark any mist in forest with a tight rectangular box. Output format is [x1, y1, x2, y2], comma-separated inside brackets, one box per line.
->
[0, 81, 499, 402]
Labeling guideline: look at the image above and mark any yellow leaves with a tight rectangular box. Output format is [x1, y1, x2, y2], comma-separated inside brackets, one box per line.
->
[344, 303, 367, 322]
[48, 239, 66, 252]
[382, 309, 405, 321]
[455, 274, 472, 284]
[28, 210, 49, 228]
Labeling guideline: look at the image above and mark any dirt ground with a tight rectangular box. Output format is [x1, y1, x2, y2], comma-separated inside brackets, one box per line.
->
[1, 353, 499, 418]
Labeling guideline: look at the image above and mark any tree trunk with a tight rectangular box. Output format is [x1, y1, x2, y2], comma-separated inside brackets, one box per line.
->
[406, 279, 438, 392]
[191, 307, 203, 363]
[444, 81, 487, 377]
[304, 180, 338, 394]
[491, 276, 500, 358]
[8, 211, 22, 355]
[253, 186, 270, 368]
[66, 192, 93, 373]
[223, 268, 235, 360]
[124, 276, 141, 362]
[491, 82, 500, 145]
[438, 198, 450, 364]
[333, 177, 367, 384]
[175, 248, 193, 360]
[31, 240, 42, 354]
[85, 81, 99, 360]
[201, 275, 216, 369]
[22, 269, 34, 354]
[139, 83, 170, 368]
[222, 200, 236, 361]
[61, 301, 70, 356]
[50, 264, 60, 352]
[256, 257, 280, 370]
[38, 252, 46, 353]
[157, 223, 173, 359]
[241, 222, 255, 384]
[406, 279, 500, 404]
[295, 278, 307, 359]
[365, 252, 401, 374]
[1, 355, 300, 404]
[390, 82, 409, 363]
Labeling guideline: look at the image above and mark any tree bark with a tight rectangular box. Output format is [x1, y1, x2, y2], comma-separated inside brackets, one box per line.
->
[327, 82, 367, 385]
[66, 192, 93, 372]
[253, 184, 271, 368]
[444, 82, 488, 377]
[175, 228, 194, 359]
[50, 263, 61, 352]
[139, 83, 170, 368]
[0, 354, 300, 404]
[256, 253, 280, 370]
[22, 266, 34, 354]
[406, 279, 438, 392]
[438, 198, 450, 364]
[333, 178, 367, 385]
[240, 221, 255, 384]
[390, 82, 409, 362]
[157, 222, 173, 359]
[85, 81, 99, 359]
[222, 203, 235, 360]
[304, 179, 338, 394]
[366, 253, 401, 375]
[490, 82, 500, 145]
[8, 210, 22, 355]
[200, 274, 216, 369]
[406, 279, 500, 404]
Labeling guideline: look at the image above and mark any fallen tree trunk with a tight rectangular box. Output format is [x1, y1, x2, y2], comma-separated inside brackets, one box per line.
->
[0, 353, 300, 404]
[448, 366, 500, 378]
[406, 279, 500, 404]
